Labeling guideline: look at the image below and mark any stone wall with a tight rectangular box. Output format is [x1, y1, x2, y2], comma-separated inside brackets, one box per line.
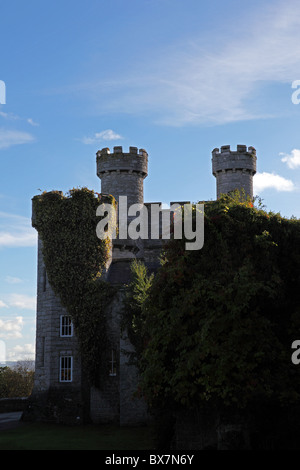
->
[33, 238, 81, 394]
[89, 289, 149, 426]
[120, 331, 148, 426]
[89, 292, 121, 424]
[214, 169, 255, 200]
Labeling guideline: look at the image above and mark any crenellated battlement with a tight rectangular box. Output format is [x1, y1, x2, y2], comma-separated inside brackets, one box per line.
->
[212, 144, 257, 174]
[96, 146, 148, 157]
[212, 145, 256, 157]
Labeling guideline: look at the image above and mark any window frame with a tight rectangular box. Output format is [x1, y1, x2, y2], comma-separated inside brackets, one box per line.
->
[109, 349, 117, 376]
[60, 315, 74, 337]
[59, 355, 73, 382]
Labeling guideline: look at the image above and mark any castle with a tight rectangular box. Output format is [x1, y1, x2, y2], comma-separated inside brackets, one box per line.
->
[28, 144, 257, 425]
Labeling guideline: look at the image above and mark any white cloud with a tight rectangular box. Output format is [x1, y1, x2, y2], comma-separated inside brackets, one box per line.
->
[254, 172, 295, 193]
[7, 294, 36, 311]
[0, 316, 23, 340]
[0, 211, 37, 248]
[0, 128, 35, 149]
[280, 149, 300, 169]
[7, 343, 35, 361]
[80, 129, 123, 145]
[0, 300, 8, 308]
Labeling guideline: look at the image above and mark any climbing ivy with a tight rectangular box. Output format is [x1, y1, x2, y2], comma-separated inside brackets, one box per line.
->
[32, 187, 117, 386]
[128, 192, 300, 410]
[122, 259, 154, 366]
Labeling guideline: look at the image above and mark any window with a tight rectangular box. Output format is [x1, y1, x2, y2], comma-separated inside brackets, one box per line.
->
[60, 315, 73, 337]
[109, 349, 117, 376]
[59, 356, 73, 382]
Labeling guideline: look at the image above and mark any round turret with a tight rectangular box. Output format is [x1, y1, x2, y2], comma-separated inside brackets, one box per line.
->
[212, 145, 257, 199]
[97, 146, 148, 207]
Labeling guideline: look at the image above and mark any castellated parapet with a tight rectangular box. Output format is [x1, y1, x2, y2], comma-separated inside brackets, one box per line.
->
[212, 145, 257, 199]
[97, 146, 148, 207]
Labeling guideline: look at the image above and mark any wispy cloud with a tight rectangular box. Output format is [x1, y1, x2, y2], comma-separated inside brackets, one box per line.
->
[0, 111, 19, 121]
[79, 129, 123, 145]
[0, 108, 39, 127]
[5, 276, 23, 284]
[0, 128, 35, 150]
[254, 172, 295, 193]
[7, 343, 35, 361]
[280, 149, 300, 169]
[6, 294, 36, 311]
[27, 118, 39, 127]
[0, 300, 8, 309]
[0, 211, 37, 247]
[66, 0, 300, 126]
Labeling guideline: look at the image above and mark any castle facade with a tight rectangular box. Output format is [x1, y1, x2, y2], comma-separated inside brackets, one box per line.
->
[29, 144, 257, 425]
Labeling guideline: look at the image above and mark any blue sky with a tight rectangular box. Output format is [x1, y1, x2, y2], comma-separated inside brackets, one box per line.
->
[0, 0, 300, 362]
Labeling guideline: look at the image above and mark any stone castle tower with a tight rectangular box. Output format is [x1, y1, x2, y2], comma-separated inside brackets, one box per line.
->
[212, 145, 257, 199]
[28, 143, 257, 425]
[97, 146, 148, 206]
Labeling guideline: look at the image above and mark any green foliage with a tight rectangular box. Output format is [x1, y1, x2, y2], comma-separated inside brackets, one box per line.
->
[0, 363, 34, 398]
[122, 260, 154, 365]
[32, 187, 117, 386]
[131, 192, 300, 410]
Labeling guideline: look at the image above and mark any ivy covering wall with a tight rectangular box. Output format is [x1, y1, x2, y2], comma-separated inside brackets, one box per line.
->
[32, 188, 116, 386]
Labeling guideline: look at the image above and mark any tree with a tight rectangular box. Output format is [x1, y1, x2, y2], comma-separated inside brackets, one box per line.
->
[128, 193, 300, 411]
[0, 361, 35, 398]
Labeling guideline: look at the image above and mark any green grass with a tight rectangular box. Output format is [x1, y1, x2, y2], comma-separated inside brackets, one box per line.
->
[0, 422, 156, 450]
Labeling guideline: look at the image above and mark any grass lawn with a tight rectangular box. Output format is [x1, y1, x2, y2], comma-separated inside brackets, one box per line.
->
[0, 422, 156, 450]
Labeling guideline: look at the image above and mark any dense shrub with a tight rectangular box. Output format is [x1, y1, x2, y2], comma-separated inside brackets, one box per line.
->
[126, 193, 300, 411]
